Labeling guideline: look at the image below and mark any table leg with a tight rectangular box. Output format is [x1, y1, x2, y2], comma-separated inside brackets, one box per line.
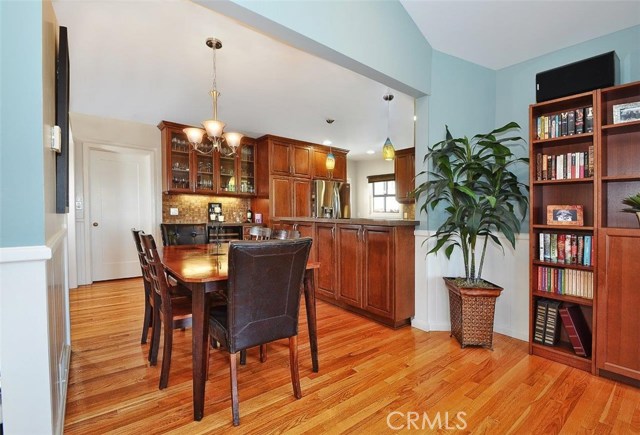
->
[303, 269, 319, 373]
[190, 283, 208, 421]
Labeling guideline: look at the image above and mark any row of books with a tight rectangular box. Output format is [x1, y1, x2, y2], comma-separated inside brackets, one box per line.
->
[535, 106, 593, 140]
[535, 147, 594, 181]
[539, 233, 593, 266]
[536, 266, 594, 299]
[534, 299, 592, 357]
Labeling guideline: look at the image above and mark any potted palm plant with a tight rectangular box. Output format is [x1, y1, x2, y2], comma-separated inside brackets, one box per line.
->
[413, 122, 529, 349]
[622, 192, 640, 226]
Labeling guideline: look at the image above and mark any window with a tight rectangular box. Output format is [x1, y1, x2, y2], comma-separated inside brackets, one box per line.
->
[368, 174, 400, 214]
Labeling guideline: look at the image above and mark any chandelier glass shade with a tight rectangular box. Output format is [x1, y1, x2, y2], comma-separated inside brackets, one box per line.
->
[184, 38, 243, 156]
[326, 150, 336, 170]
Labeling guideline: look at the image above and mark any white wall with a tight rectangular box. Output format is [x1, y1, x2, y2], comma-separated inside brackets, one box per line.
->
[413, 231, 530, 342]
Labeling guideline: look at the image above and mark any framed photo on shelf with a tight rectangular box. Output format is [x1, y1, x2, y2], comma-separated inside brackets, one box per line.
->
[546, 205, 584, 226]
[613, 101, 640, 124]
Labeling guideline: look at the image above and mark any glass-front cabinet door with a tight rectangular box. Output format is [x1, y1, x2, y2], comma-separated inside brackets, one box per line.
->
[219, 155, 236, 193]
[239, 139, 256, 195]
[168, 130, 191, 192]
[195, 153, 215, 193]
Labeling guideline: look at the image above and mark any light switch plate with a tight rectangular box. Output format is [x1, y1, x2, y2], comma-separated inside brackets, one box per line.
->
[170, 208, 179, 216]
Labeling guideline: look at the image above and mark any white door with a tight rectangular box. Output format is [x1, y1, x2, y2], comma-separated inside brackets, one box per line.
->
[89, 148, 152, 281]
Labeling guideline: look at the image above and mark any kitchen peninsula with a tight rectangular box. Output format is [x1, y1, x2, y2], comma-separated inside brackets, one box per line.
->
[276, 217, 417, 327]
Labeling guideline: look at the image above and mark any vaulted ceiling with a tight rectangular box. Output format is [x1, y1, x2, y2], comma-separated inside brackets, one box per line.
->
[52, 1, 640, 160]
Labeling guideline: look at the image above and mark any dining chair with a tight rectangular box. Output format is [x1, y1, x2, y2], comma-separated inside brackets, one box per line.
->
[248, 225, 271, 240]
[132, 229, 155, 347]
[160, 223, 208, 246]
[271, 229, 301, 240]
[208, 238, 312, 426]
[140, 233, 194, 389]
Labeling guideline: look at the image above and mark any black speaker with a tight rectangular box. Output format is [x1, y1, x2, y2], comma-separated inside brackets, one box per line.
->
[536, 51, 619, 103]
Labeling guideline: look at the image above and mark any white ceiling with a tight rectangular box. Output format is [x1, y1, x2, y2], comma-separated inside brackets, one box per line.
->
[401, 0, 640, 70]
[52, 1, 640, 161]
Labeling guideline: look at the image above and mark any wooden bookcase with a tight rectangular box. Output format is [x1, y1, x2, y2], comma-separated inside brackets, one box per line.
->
[529, 81, 640, 382]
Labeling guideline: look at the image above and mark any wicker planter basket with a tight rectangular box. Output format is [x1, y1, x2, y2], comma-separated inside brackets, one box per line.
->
[445, 277, 503, 349]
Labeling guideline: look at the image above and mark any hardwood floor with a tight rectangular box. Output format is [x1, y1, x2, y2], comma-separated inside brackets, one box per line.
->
[65, 278, 640, 434]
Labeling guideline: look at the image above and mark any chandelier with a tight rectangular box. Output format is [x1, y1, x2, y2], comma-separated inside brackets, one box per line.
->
[184, 38, 243, 156]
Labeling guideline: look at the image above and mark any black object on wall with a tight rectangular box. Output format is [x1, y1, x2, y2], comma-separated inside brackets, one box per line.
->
[55, 26, 70, 214]
[536, 51, 619, 103]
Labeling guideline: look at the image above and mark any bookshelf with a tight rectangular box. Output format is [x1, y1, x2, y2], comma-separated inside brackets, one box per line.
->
[595, 81, 640, 382]
[529, 90, 597, 373]
[529, 81, 640, 382]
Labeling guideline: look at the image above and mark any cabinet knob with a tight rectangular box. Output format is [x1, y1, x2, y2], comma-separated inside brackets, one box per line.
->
[92, 222, 99, 227]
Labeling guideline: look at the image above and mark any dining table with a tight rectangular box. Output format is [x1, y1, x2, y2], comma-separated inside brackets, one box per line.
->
[160, 242, 320, 421]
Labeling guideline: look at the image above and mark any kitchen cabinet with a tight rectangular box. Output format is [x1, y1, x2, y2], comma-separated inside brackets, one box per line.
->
[255, 135, 338, 221]
[394, 147, 415, 204]
[277, 218, 416, 328]
[269, 138, 312, 178]
[158, 120, 256, 196]
[313, 148, 347, 181]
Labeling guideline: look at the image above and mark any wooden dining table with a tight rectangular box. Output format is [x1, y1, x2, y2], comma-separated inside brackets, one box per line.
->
[160, 242, 320, 421]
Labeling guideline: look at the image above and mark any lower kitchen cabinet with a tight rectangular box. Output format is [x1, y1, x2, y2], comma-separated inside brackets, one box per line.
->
[315, 222, 338, 299]
[329, 222, 414, 327]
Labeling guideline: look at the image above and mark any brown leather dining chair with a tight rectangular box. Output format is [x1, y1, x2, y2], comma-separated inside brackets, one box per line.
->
[208, 238, 312, 426]
[248, 225, 271, 240]
[160, 223, 208, 246]
[271, 229, 301, 240]
[140, 233, 194, 389]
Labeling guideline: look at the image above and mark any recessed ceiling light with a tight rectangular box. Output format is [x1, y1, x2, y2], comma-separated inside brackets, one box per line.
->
[323, 140, 332, 146]
[366, 150, 375, 155]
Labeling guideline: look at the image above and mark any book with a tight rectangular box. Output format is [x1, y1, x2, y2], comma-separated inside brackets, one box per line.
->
[544, 300, 562, 346]
[585, 106, 593, 132]
[557, 234, 566, 263]
[550, 234, 558, 263]
[542, 154, 548, 180]
[561, 112, 568, 136]
[534, 299, 548, 344]
[539, 233, 545, 261]
[568, 110, 575, 135]
[575, 108, 584, 134]
[577, 236, 584, 265]
[587, 145, 594, 178]
[536, 153, 542, 180]
[559, 305, 592, 357]
[544, 233, 551, 262]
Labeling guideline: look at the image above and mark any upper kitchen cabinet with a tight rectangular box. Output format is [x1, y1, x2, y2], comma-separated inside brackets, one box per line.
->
[394, 147, 415, 204]
[159, 121, 256, 196]
[313, 147, 348, 182]
[267, 137, 312, 178]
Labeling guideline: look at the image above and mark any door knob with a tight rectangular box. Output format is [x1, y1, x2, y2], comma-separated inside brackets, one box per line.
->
[92, 222, 99, 227]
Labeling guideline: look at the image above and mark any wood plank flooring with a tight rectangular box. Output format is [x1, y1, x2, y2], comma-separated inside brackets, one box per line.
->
[65, 278, 640, 434]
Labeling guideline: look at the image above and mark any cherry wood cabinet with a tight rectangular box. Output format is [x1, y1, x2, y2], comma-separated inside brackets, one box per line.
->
[595, 82, 640, 382]
[312, 148, 347, 181]
[528, 81, 640, 383]
[282, 219, 416, 328]
[315, 222, 338, 299]
[394, 147, 415, 204]
[254, 135, 348, 222]
[158, 120, 256, 196]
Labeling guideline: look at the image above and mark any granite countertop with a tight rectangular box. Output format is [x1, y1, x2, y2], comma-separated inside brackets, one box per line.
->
[274, 217, 419, 226]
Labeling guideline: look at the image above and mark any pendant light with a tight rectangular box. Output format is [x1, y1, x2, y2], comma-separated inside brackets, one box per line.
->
[325, 118, 335, 170]
[382, 93, 395, 161]
[184, 38, 243, 156]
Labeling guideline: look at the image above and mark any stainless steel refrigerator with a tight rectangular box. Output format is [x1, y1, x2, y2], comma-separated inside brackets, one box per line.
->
[312, 180, 351, 219]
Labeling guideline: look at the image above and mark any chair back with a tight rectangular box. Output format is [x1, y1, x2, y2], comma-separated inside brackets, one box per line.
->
[226, 238, 312, 353]
[132, 229, 152, 285]
[140, 234, 173, 319]
[271, 229, 301, 240]
[248, 226, 271, 240]
[160, 223, 207, 246]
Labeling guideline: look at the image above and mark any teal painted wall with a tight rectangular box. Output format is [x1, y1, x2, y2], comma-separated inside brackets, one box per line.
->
[225, 0, 432, 96]
[420, 50, 497, 230]
[0, 1, 45, 247]
[496, 25, 640, 231]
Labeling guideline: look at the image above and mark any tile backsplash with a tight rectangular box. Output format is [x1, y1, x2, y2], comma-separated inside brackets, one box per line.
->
[162, 194, 250, 224]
